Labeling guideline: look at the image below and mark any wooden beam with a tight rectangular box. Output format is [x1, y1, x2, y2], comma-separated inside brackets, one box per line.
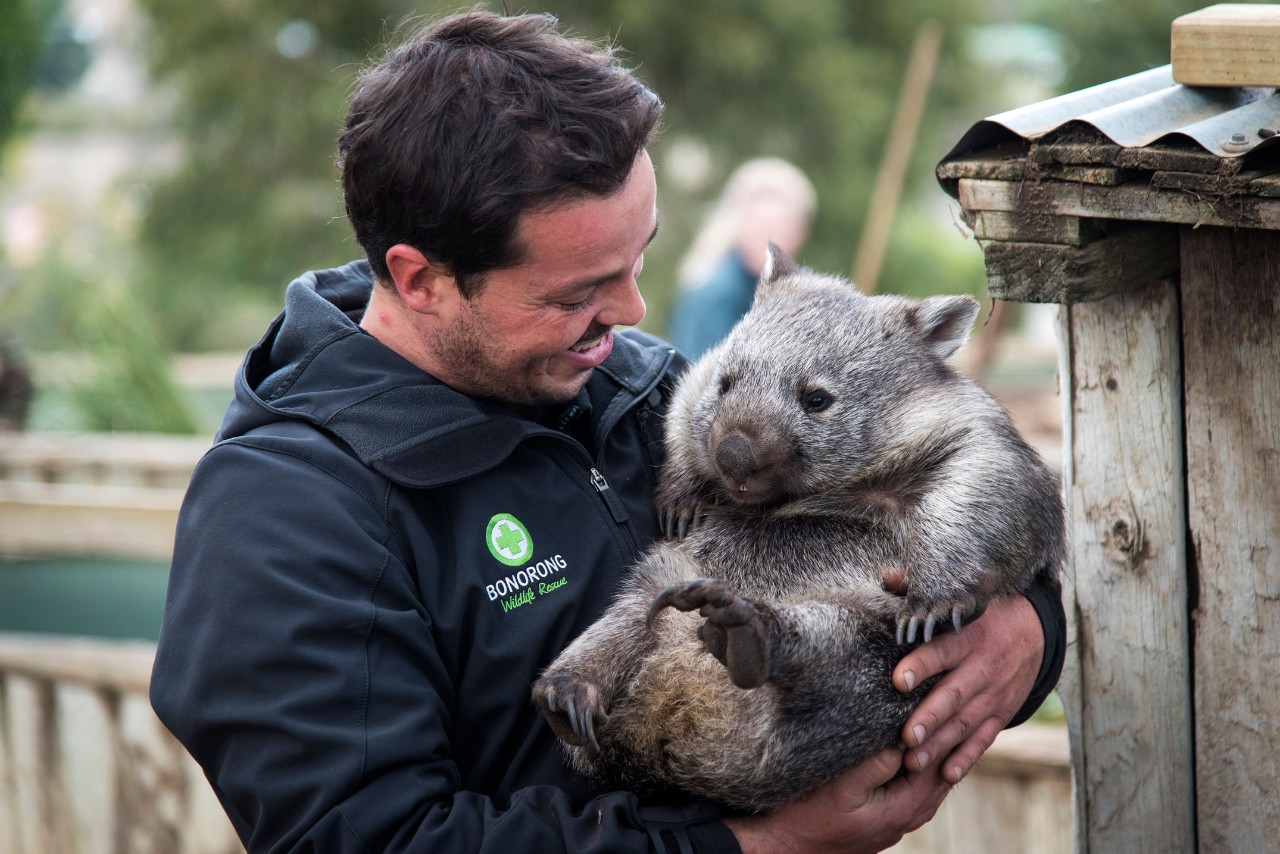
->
[971, 212, 1108, 245]
[0, 482, 182, 560]
[0, 633, 155, 694]
[1172, 3, 1280, 87]
[1057, 279, 1196, 853]
[958, 177, 1280, 231]
[980, 225, 1179, 303]
[1180, 226, 1280, 850]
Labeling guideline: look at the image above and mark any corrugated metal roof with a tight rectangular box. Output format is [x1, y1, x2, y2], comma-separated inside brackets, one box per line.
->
[934, 63, 1280, 304]
[941, 64, 1280, 163]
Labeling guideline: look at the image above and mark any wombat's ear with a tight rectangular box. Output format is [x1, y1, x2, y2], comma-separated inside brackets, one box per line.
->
[915, 295, 980, 359]
[754, 243, 801, 303]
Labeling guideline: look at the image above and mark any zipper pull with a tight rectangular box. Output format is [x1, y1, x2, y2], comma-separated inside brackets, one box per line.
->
[590, 467, 630, 524]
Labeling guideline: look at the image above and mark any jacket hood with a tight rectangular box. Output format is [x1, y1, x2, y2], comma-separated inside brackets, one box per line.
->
[218, 260, 674, 488]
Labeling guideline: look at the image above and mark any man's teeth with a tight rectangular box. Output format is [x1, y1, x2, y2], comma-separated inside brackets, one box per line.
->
[571, 335, 605, 353]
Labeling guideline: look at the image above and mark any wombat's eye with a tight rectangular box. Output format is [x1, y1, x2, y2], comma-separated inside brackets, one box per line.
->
[803, 390, 833, 413]
[718, 375, 734, 395]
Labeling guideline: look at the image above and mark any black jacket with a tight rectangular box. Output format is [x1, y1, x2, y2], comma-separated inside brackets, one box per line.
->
[151, 260, 1064, 853]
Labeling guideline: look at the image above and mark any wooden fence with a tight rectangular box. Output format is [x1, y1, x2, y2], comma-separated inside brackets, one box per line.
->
[0, 632, 241, 854]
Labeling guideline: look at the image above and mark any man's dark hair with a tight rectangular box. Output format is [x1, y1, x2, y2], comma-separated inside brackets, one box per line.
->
[338, 11, 663, 296]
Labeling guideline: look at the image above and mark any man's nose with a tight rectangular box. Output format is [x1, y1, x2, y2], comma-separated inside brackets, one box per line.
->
[596, 277, 646, 328]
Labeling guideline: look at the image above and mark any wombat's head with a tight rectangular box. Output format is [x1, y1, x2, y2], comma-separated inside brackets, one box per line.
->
[679, 245, 979, 506]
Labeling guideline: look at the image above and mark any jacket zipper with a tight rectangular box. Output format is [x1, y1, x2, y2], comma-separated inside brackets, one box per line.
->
[586, 347, 675, 559]
[532, 346, 676, 561]
[590, 467, 630, 525]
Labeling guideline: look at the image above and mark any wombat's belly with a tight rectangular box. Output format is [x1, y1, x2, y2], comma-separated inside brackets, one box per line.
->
[594, 606, 914, 810]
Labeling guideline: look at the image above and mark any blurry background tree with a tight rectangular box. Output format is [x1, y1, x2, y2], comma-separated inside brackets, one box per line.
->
[2, 0, 1231, 432]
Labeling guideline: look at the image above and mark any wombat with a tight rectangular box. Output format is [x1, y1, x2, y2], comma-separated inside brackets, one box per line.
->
[532, 246, 1064, 811]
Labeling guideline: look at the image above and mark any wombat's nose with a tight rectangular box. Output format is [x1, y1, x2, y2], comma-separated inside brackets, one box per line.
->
[715, 434, 758, 482]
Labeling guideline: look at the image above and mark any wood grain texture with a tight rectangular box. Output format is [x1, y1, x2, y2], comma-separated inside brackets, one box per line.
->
[1181, 226, 1280, 852]
[1172, 3, 1280, 86]
[1059, 279, 1195, 852]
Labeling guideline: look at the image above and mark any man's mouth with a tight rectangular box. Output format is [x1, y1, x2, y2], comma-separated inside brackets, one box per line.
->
[570, 332, 608, 353]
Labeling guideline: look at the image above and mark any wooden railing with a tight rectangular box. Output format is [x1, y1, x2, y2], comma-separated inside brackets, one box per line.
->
[893, 723, 1072, 854]
[0, 432, 207, 560]
[0, 632, 242, 854]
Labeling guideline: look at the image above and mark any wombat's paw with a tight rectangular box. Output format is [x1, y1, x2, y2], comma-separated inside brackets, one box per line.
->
[658, 504, 707, 540]
[895, 596, 989, 645]
[532, 674, 607, 753]
[647, 579, 771, 689]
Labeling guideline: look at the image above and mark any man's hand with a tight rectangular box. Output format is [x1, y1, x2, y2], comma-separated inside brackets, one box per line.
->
[893, 594, 1043, 784]
[725, 747, 951, 854]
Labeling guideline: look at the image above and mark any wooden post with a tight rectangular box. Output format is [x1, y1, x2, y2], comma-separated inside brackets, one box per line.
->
[851, 20, 942, 293]
[1180, 226, 1280, 851]
[1057, 278, 1196, 852]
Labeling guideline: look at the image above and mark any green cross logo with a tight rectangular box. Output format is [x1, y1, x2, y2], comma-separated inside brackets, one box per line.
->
[486, 513, 533, 567]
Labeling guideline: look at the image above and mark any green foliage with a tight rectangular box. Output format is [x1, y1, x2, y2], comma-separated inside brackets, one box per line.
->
[12, 250, 199, 435]
[129, 0, 1201, 347]
[1022, 0, 1217, 90]
[132, 0, 406, 347]
[130, 0, 993, 347]
[0, 0, 56, 149]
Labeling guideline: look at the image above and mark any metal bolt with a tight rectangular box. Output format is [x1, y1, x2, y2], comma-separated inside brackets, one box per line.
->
[1231, 132, 1248, 144]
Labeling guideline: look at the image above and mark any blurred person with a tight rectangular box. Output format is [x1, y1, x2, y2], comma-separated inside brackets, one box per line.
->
[149, 11, 1064, 854]
[667, 158, 816, 359]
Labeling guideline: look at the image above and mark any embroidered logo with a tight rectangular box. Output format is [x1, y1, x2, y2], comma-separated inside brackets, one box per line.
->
[486, 513, 533, 567]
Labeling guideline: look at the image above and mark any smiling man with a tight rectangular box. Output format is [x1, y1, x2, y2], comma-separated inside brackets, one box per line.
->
[150, 11, 1064, 854]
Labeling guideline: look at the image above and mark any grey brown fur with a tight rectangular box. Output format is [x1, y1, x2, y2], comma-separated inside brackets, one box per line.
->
[532, 246, 1064, 811]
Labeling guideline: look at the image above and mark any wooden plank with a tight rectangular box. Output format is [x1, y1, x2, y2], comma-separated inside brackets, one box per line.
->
[0, 481, 182, 560]
[971, 211, 1107, 245]
[980, 225, 1179, 303]
[1058, 279, 1195, 853]
[0, 634, 155, 695]
[1180, 226, 1280, 851]
[1172, 3, 1280, 87]
[1248, 171, 1280, 197]
[889, 725, 1072, 854]
[1031, 141, 1125, 167]
[936, 145, 1028, 183]
[1031, 140, 1241, 176]
[1116, 145, 1244, 176]
[957, 177, 1280, 230]
[1038, 164, 1142, 187]
[1151, 169, 1259, 195]
[0, 432, 205, 489]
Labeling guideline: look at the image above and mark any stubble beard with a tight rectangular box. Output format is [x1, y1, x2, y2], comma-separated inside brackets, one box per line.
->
[429, 310, 588, 407]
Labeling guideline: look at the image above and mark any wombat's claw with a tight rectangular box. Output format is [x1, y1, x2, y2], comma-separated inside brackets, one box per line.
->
[647, 579, 770, 690]
[533, 676, 604, 753]
[895, 605, 972, 645]
[660, 506, 705, 540]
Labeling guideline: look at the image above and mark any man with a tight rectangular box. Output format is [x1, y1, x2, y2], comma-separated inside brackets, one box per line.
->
[151, 11, 1065, 853]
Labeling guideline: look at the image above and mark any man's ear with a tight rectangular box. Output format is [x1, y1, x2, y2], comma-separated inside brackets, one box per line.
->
[385, 244, 458, 314]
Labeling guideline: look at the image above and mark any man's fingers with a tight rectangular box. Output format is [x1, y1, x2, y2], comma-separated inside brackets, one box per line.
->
[936, 715, 1005, 784]
[893, 628, 967, 693]
[825, 746, 904, 810]
[901, 667, 983, 754]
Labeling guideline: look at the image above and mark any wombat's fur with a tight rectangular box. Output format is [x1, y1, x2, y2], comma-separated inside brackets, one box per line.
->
[532, 246, 1064, 811]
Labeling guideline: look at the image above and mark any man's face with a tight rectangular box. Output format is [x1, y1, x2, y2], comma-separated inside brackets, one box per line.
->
[429, 151, 658, 407]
